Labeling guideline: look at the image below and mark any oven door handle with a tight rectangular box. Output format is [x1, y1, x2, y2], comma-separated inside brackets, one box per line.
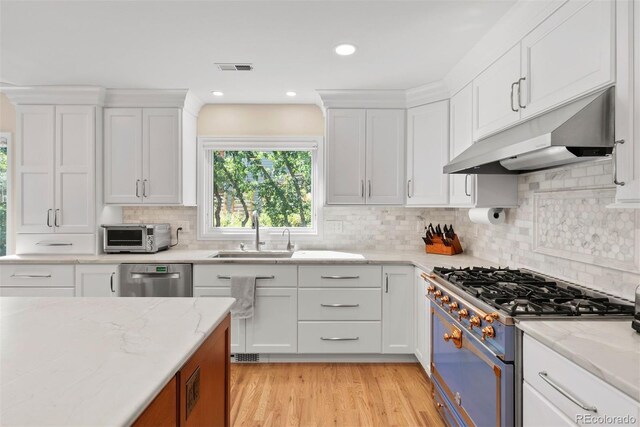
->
[538, 371, 597, 413]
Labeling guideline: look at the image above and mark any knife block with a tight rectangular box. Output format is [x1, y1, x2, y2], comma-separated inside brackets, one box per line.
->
[424, 235, 463, 256]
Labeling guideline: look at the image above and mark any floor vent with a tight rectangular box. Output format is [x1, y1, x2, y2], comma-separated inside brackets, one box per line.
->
[233, 353, 260, 363]
[215, 63, 253, 71]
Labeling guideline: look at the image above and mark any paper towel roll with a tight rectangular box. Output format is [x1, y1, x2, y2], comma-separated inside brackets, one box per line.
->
[468, 208, 505, 225]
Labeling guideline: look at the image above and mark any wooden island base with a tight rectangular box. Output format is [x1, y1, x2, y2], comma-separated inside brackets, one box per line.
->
[134, 314, 231, 427]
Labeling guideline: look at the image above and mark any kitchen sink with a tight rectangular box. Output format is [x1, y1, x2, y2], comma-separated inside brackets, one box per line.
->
[209, 250, 294, 259]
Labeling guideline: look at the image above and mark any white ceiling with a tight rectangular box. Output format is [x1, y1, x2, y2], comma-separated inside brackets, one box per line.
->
[0, 0, 516, 105]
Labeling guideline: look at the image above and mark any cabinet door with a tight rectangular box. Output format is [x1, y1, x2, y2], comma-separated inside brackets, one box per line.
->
[366, 109, 405, 205]
[75, 264, 118, 297]
[54, 106, 95, 233]
[449, 84, 475, 206]
[326, 109, 366, 204]
[142, 108, 181, 204]
[473, 44, 522, 140]
[414, 270, 431, 373]
[614, 0, 640, 205]
[406, 101, 449, 206]
[16, 105, 55, 233]
[193, 287, 246, 354]
[382, 266, 414, 354]
[520, 0, 614, 119]
[246, 287, 297, 353]
[522, 381, 575, 427]
[104, 108, 143, 204]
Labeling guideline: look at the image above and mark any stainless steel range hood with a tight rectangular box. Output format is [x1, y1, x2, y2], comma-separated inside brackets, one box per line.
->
[444, 87, 615, 174]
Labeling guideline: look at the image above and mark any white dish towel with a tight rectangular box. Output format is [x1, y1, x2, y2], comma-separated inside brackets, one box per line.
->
[230, 276, 257, 319]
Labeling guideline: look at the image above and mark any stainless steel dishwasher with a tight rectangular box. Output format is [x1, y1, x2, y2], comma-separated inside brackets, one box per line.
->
[119, 264, 192, 297]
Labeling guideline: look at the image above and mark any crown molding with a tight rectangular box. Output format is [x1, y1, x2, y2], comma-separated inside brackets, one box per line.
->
[405, 81, 450, 108]
[316, 89, 408, 109]
[0, 86, 106, 105]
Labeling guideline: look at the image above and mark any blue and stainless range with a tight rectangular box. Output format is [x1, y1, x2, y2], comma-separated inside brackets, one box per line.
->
[424, 267, 634, 427]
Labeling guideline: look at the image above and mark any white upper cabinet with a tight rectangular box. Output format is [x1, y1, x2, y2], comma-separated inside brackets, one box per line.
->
[326, 108, 405, 205]
[366, 109, 405, 205]
[613, 0, 640, 206]
[142, 108, 181, 204]
[326, 109, 366, 204]
[520, 0, 615, 119]
[473, 44, 522, 141]
[54, 106, 95, 233]
[406, 101, 449, 206]
[104, 108, 143, 204]
[449, 84, 475, 207]
[16, 105, 95, 234]
[16, 106, 55, 233]
[104, 107, 189, 205]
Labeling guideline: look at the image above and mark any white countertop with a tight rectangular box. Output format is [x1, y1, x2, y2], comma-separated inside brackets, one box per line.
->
[0, 297, 234, 427]
[516, 320, 640, 402]
[0, 249, 495, 273]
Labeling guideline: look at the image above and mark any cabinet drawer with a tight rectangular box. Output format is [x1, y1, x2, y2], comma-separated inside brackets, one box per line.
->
[193, 265, 297, 287]
[16, 234, 95, 255]
[523, 335, 639, 425]
[298, 265, 381, 288]
[298, 321, 381, 353]
[298, 288, 381, 320]
[0, 287, 75, 297]
[0, 264, 75, 287]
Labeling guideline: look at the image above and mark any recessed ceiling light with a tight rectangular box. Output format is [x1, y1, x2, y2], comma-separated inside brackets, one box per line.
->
[286, 91, 297, 97]
[335, 43, 357, 56]
[211, 91, 224, 96]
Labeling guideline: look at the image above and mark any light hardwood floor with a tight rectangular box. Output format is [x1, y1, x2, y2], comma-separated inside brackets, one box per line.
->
[230, 363, 446, 427]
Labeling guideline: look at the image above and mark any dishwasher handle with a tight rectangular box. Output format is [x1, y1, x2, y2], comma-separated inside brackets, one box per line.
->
[130, 272, 181, 279]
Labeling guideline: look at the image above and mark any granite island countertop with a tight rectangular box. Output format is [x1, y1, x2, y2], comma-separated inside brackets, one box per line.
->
[0, 297, 234, 426]
[0, 249, 496, 273]
[516, 320, 640, 403]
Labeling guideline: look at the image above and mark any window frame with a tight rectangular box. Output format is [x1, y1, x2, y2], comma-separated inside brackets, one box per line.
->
[197, 136, 324, 241]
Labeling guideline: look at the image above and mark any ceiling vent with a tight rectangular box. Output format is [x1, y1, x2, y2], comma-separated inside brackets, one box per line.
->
[215, 63, 253, 71]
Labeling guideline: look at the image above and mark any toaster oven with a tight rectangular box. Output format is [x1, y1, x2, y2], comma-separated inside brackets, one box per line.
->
[102, 224, 171, 253]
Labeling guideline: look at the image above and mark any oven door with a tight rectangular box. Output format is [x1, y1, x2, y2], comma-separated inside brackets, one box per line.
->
[103, 227, 146, 252]
[431, 304, 513, 427]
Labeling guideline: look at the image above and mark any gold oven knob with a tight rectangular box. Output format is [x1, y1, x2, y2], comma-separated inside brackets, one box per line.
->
[440, 295, 450, 304]
[434, 290, 442, 299]
[448, 301, 459, 313]
[443, 329, 462, 348]
[481, 326, 495, 341]
[457, 308, 469, 320]
[469, 315, 482, 329]
[484, 312, 500, 323]
[427, 285, 436, 294]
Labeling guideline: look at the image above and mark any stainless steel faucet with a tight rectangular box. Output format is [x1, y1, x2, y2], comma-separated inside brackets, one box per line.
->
[251, 210, 264, 251]
[282, 228, 293, 252]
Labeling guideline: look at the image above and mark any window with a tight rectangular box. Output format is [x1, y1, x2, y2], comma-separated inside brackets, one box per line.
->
[0, 133, 8, 256]
[198, 137, 323, 239]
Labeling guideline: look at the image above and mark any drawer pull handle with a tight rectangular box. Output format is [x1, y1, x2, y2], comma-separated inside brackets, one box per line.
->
[320, 337, 359, 341]
[538, 371, 597, 413]
[36, 242, 73, 246]
[320, 275, 360, 280]
[320, 303, 360, 308]
[216, 275, 275, 280]
[10, 274, 52, 278]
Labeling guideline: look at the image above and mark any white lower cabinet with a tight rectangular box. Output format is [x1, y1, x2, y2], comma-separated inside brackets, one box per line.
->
[414, 269, 430, 373]
[382, 266, 414, 354]
[523, 334, 640, 426]
[0, 264, 75, 296]
[75, 264, 118, 297]
[193, 286, 246, 354]
[246, 288, 297, 353]
[298, 321, 381, 353]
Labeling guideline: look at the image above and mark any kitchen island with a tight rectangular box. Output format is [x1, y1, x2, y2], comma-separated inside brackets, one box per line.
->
[0, 297, 234, 426]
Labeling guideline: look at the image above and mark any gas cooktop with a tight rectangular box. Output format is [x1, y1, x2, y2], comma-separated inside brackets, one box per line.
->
[432, 267, 634, 317]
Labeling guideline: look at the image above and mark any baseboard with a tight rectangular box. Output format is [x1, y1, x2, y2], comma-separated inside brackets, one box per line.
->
[231, 353, 418, 363]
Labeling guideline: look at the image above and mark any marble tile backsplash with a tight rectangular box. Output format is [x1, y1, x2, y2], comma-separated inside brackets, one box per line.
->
[123, 158, 640, 300]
